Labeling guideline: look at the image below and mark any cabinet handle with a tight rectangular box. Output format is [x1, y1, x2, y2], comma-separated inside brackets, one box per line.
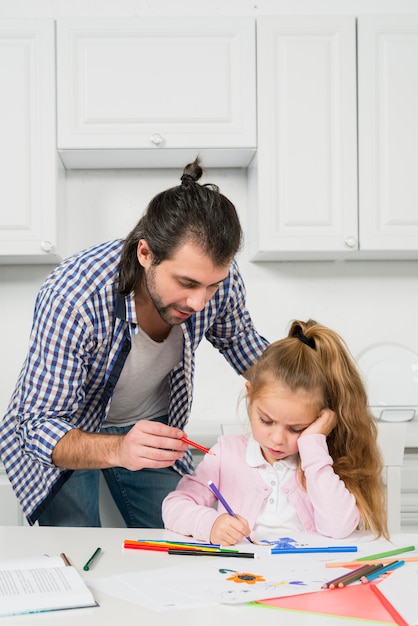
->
[40, 240, 54, 253]
[344, 236, 357, 249]
[150, 133, 164, 146]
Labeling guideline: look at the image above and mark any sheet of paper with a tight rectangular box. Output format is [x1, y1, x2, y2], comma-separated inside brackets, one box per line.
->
[87, 534, 418, 612]
[90, 572, 209, 611]
[89, 555, 333, 610]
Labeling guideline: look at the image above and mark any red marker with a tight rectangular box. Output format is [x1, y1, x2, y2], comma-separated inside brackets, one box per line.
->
[180, 436, 215, 455]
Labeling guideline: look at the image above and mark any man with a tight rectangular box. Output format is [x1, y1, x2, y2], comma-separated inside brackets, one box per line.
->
[0, 157, 268, 527]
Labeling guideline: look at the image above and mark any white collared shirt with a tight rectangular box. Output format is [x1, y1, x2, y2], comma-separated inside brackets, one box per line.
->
[246, 435, 305, 533]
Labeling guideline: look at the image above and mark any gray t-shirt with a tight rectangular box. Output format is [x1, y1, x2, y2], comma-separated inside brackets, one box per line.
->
[104, 324, 183, 427]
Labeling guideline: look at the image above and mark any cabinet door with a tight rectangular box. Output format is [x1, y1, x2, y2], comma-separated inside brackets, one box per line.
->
[0, 19, 61, 264]
[358, 16, 418, 258]
[401, 450, 418, 531]
[57, 17, 256, 168]
[249, 16, 358, 260]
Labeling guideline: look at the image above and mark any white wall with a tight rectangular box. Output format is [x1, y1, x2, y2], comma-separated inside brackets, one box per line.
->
[1, 0, 418, 439]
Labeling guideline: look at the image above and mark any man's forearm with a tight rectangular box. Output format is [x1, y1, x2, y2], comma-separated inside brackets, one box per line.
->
[51, 429, 122, 470]
[51, 420, 188, 472]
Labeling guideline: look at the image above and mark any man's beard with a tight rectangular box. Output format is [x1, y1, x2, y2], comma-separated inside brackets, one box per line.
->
[144, 265, 193, 325]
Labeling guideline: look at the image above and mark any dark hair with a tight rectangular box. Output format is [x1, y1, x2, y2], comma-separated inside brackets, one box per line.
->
[117, 156, 243, 295]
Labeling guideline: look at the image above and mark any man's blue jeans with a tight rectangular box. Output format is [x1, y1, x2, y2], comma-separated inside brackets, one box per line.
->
[38, 422, 182, 528]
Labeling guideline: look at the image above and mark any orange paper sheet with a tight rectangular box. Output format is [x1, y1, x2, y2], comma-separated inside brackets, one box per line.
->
[254, 582, 404, 624]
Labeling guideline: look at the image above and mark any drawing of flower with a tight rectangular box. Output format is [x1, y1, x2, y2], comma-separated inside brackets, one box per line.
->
[226, 572, 266, 585]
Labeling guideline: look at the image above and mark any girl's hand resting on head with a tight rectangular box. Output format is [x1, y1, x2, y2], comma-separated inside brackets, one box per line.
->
[209, 513, 251, 546]
[300, 408, 337, 438]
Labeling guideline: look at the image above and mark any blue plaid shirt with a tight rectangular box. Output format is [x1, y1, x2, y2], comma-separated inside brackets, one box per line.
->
[0, 239, 268, 524]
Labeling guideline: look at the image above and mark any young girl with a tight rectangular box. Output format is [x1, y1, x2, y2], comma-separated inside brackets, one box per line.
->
[162, 319, 388, 545]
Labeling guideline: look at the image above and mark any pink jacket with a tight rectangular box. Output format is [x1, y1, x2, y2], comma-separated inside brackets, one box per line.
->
[162, 433, 360, 542]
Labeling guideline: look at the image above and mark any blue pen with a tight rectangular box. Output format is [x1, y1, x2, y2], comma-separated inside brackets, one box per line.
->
[208, 480, 253, 543]
[362, 559, 405, 582]
[271, 546, 358, 555]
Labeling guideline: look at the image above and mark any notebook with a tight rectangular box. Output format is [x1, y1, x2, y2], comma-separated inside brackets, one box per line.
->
[0, 554, 97, 617]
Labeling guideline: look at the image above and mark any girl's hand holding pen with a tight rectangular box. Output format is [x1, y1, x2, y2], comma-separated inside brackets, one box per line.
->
[210, 513, 252, 547]
[207, 480, 254, 546]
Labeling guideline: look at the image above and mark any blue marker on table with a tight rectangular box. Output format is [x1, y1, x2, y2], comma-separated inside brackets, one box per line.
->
[208, 480, 253, 543]
[271, 546, 358, 555]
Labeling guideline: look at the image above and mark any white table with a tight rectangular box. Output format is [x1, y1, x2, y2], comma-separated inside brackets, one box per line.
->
[0, 526, 416, 626]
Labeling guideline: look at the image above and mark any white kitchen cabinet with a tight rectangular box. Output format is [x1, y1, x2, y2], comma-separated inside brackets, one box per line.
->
[401, 449, 418, 532]
[249, 15, 418, 261]
[0, 19, 63, 264]
[357, 16, 418, 258]
[56, 17, 256, 169]
[248, 16, 358, 261]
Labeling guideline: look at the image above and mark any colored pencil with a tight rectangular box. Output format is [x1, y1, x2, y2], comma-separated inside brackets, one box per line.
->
[322, 564, 371, 589]
[60, 552, 72, 567]
[326, 564, 385, 589]
[361, 560, 405, 583]
[337, 564, 386, 587]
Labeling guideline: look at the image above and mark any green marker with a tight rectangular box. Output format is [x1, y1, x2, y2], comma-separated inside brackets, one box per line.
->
[356, 545, 415, 561]
[83, 547, 102, 571]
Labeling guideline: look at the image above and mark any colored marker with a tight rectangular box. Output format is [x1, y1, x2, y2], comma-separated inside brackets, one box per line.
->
[181, 437, 215, 455]
[326, 555, 418, 567]
[208, 480, 253, 543]
[356, 545, 415, 562]
[123, 541, 234, 553]
[132, 540, 219, 548]
[168, 549, 256, 558]
[83, 547, 102, 571]
[271, 546, 358, 555]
